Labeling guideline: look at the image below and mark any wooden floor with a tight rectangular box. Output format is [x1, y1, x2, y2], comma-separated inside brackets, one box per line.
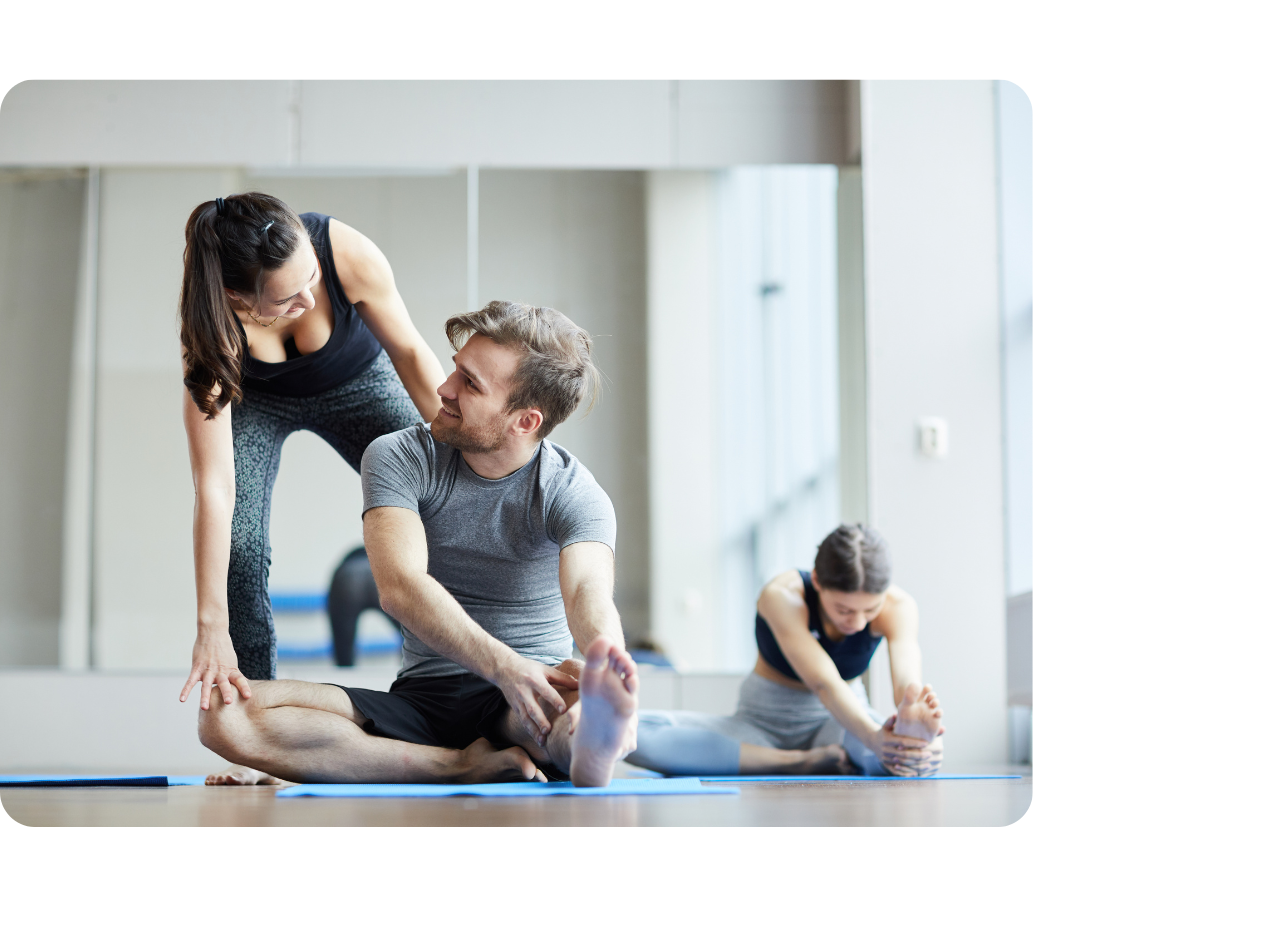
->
[3, 770, 1031, 826]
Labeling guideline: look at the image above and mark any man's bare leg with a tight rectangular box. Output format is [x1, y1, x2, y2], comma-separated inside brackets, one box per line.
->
[738, 743, 854, 775]
[199, 679, 544, 784]
[501, 638, 640, 787]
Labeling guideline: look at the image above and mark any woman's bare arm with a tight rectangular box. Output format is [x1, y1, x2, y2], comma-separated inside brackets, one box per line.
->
[757, 574, 934, 771]
[179, 388, 252, 709]
[328, 218, 447, 423]
[874, 588, 925, 706]
[756, 576, 883, 747]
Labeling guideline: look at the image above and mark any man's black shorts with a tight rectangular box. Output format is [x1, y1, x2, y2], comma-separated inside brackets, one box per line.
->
[334, 673, 512, 751]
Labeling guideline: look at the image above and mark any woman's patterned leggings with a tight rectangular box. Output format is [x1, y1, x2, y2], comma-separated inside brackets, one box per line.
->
[228, 351, 422, 679]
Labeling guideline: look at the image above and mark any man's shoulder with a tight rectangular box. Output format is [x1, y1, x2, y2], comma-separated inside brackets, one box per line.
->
[362, 423, 445, 475]
[537, 440, 602, 491]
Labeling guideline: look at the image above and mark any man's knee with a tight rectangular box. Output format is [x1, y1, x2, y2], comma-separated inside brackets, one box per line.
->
[557, 658, 584, 679]
[196, 685, 264, 755]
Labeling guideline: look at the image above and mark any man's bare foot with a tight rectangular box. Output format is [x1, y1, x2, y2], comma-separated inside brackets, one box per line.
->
[794, 743, 855, 775]
[205, 764, 287, 786]
[455, 738, 547, 784]
[569, 638, 640, 787]
[892, 684, 945, 743]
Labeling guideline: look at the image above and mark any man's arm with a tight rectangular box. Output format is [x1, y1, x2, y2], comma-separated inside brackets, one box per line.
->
[558, 541, 625, 654]
[362, 506, 577, 745]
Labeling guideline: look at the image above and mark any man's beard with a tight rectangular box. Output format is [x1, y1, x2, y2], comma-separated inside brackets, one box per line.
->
[429, 411, 506, 454]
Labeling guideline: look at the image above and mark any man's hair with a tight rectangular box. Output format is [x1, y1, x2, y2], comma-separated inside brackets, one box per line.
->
[813, 523, 892, 594]
[444, 301, 600, 439]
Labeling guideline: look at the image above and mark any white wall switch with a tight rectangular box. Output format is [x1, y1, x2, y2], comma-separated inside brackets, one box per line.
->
[918, 416, 949, 458]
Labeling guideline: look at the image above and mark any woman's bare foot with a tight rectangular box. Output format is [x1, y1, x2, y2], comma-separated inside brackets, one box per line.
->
[893, 684, 945, 743]
[569, 638, 640, 787]
[796, 743, 855, 775]
[455, 738, 548, 784]
[205, 764, 287, 786]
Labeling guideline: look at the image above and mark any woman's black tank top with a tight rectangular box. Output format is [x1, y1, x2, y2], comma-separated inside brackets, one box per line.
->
[754, 570, 882, 682]
[238, 213, 383, 397]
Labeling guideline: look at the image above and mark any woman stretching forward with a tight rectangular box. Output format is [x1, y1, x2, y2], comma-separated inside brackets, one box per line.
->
[628, 524, 946, 777]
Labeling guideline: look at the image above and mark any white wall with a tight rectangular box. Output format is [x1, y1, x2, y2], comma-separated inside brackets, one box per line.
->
[0, 171, 84, 665]
[861, 81, 1008, 764]
[996, 80, 1033, 599]
[646, 172, 722, 669]
[716, 167, 841, 672]
[0, 82, 295, 167]
[93, 169, 242, 668]
[1, 81, 849, 169]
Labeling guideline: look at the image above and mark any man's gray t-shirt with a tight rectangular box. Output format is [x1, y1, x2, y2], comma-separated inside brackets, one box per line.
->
[360, 424, 616, 679]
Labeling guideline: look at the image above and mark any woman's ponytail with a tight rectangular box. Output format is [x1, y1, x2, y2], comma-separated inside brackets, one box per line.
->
[178, 193, 305, 419]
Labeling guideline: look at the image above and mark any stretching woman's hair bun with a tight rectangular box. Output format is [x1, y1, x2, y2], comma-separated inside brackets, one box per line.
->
[179, 192, 305, 418]
[813, 523, 891, 594]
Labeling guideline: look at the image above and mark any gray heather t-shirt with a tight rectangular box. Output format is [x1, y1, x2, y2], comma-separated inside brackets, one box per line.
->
[360, 424, 617, 679]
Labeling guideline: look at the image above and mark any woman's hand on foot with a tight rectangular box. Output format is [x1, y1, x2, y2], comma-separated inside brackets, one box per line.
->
[873, 714, 939, 774]
[880, 723, 944, 776]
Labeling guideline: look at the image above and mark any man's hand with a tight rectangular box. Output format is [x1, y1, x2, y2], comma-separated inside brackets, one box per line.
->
[492, 655, 580, 746]
[878, 714, 944, 776]
[180, 629, 252, 709]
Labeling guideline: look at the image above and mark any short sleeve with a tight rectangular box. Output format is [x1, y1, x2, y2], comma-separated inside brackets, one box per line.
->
[545, 461, 617, 552]
[361, 426, 433, 516]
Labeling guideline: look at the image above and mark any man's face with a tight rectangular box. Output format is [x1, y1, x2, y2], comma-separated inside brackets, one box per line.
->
[430, 335, 528, 453]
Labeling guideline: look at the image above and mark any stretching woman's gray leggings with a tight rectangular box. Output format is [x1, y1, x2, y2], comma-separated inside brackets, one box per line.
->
[228, 351, 421, 679]
[627, 672, 890, 776]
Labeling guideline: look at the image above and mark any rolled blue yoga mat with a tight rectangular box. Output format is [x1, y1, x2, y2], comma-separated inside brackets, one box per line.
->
[278, 777, 736, 798]
[694, 774, 1022, 782]
[0, 775, 208, 787]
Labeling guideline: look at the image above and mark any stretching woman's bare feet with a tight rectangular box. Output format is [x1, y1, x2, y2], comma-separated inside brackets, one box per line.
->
[205, 764, 287, 786]
[892, 683, 945, 743]
[570, 638, 640, 787]
[796, 744, 855, 775]
[739, 742, 854, 776]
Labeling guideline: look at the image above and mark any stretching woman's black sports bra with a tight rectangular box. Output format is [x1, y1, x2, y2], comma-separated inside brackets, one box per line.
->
[238, 213, 383, 397]
[755, 570, 882, 682]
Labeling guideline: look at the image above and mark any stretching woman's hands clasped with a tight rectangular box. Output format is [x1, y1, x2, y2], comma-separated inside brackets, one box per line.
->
[875, 714, 944, 776]
[181, 629, 253, 710]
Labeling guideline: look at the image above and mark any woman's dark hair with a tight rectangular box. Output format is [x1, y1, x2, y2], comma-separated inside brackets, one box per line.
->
[179, 193, 307, 418]
[813, 523, 892, 594]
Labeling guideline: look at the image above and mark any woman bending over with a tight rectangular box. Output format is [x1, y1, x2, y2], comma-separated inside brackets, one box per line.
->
[177, 193, 447, 723]
[628, 524, 946, 777]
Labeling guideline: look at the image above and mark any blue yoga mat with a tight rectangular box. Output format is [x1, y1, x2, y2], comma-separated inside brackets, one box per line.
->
[0, 774, 208, 787]
[695, 774, 1022, 782]
[278, 776, 736, 798]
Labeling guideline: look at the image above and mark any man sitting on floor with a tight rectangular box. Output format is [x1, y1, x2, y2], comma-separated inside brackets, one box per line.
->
[199, 301, 639, 787]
